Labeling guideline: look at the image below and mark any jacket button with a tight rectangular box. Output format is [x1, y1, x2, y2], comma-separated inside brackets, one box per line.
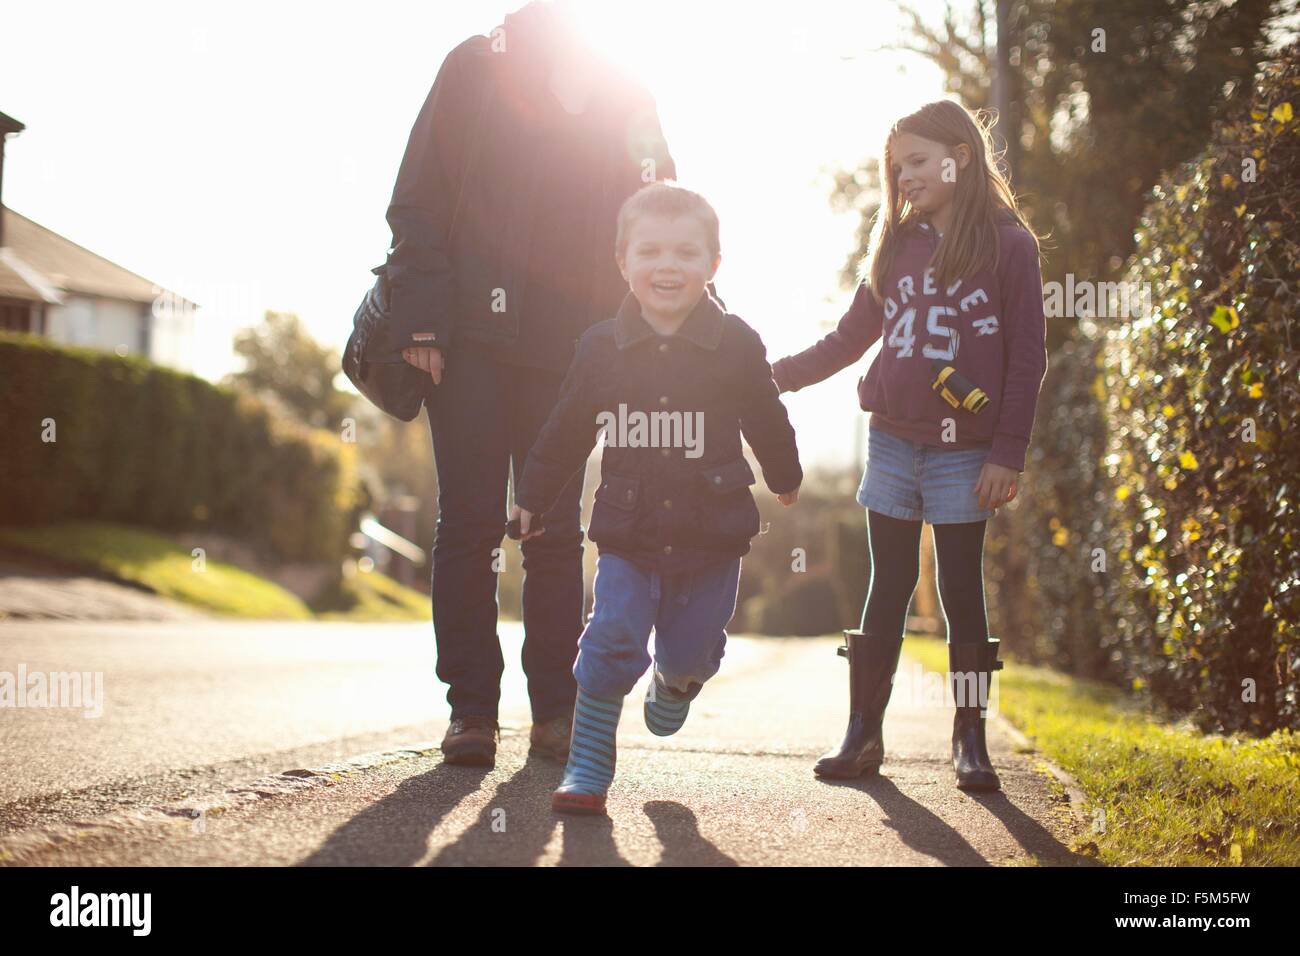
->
[658, 343, 669, 353]
[713, 475, 723, 485]
[663, 545, 672, 555]
[625, 489, 634, 501]
[659, 395, 669, 405]
[660, 448, 670, 457]
[663, 499, 672, 509]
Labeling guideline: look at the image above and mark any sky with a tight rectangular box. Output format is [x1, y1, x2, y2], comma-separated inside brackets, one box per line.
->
[1, 0, 949, 469]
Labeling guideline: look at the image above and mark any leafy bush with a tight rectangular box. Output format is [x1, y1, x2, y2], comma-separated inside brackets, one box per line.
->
[1099, 48, 1299, 734]
[0, 333, 360, 562]
[984, 332, 1120, 682]
[744, 571, 843, 637]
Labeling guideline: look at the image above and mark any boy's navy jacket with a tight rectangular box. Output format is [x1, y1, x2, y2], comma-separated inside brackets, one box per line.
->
[515, 291, 803, 575]
[772, 218, 1048, 472]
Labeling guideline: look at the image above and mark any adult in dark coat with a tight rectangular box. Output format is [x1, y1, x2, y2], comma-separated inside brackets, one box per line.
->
[385, 1, 679, 765]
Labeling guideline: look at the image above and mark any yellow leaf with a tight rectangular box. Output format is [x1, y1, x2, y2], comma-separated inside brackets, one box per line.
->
[1248, 382, 1263, 398]
[1116, 485, 1131, 501]
[1272, 102, 1294, 123]
[1179, 451, 1199, 470]
[1210, 305, 1240, 332]
[1162, 404, 1176, 417]
[1053, 528, 1069, 547]
[1235, 203, 1248, 217]
[1220, 173, 1237, 189]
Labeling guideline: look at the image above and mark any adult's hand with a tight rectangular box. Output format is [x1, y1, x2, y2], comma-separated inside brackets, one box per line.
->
[402, 346, 444, 385]
[509, 504, 545, 541]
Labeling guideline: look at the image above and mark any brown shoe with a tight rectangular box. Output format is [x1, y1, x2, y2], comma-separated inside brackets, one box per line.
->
[529, 714, 573, 760]
[441, 716, 498, 766]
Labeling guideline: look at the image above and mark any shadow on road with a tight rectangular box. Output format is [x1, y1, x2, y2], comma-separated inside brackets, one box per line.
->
[965, 791, 1100, 866]
[297, 755, 637, 866]
[821, 774, 991, 866]
[427, 755, 633, 866]
[644, 800, 737, 866]
[431, 756, 571, 866]
[297, 762, 492, 866]
[821, 772, 1095, 866]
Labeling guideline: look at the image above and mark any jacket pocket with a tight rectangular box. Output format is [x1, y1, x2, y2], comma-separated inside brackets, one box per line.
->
[695, 458, 759, 541]
[700, 457, 757, 494]
[595, 472, 641, 510]
[590, 472, 641, 544]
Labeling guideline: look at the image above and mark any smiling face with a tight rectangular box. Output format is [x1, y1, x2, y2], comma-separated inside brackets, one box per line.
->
[616, 212, 721, 323]
[889, 131, 970, 223]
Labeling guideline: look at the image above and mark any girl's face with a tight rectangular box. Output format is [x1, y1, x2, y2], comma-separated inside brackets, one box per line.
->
[890, 132, 970, 218]
[617, 213, 720, 320]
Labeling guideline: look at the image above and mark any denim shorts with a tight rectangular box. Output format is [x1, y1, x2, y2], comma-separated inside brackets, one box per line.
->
[857, 426, 996, 524]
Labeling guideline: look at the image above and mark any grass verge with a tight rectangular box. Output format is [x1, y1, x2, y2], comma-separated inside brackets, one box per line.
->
[904, 634, 1300, 866]
[0, 522, 428, 622]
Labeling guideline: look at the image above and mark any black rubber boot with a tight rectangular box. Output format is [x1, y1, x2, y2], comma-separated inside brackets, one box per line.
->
[813, 629, 905, 779]
[948, 639, 1003, 791]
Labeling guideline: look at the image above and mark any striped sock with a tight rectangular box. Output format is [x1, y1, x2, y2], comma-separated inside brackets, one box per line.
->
[644, 668, 693, 737]
[556, 688, 622, 796]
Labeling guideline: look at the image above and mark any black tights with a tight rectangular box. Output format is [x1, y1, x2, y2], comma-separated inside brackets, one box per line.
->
[860, 510, 989, 645]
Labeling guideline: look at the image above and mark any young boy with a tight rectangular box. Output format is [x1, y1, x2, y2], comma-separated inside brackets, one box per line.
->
[512, 182, 802, 815]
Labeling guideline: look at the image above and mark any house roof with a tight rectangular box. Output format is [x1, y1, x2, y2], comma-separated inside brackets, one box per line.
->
[0, 247, 63, 303]
[0, 111, 24, 135]
[0, 205, 194, 307]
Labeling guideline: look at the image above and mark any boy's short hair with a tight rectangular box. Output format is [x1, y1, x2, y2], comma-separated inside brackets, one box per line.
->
[614, 182, 721, 260]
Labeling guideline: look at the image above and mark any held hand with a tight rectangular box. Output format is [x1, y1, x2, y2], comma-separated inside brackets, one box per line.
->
[402, 346, 444, 385]
[510, 504, 545, 541]
[778, 487, 800, 507]
[974, 463, 1019, 511]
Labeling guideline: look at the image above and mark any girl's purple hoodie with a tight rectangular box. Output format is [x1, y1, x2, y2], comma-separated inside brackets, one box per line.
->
[771, 218, 1047, 472]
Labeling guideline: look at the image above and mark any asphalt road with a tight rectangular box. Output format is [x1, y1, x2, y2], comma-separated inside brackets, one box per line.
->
[0, 620, 1088, 866]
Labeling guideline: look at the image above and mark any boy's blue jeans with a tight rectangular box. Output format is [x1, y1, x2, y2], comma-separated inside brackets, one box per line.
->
[574, 552, 742, 700]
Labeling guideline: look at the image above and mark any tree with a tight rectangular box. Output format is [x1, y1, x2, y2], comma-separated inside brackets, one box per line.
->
[837, 0, 1280, 353]
[225, 310, 355, 431]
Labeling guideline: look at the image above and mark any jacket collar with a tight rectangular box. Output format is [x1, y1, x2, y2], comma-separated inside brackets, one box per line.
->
[614, 290, 725, 351]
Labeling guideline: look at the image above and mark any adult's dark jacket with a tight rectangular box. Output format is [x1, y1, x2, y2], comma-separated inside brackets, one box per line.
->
[383, 10, 678, 374]
[514, 291, 803, 575]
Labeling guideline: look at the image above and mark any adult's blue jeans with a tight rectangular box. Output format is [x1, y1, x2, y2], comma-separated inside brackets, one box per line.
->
[425, 341, 586, 722]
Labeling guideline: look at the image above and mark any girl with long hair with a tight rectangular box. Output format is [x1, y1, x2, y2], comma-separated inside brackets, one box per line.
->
[772, 99, 1048, 791]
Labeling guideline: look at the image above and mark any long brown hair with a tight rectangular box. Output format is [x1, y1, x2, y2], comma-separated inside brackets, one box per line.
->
[864, 100, 1038, 302]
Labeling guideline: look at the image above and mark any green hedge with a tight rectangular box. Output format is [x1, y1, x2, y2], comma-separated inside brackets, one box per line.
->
[0, 332, 359, 562]
[979, 48, 1298, 736]
[984, 332, 1121, 682]
[1098, 49, 1300, 735]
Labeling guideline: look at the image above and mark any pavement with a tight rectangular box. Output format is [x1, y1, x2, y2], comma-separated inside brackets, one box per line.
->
[0, 619, 1091, 866]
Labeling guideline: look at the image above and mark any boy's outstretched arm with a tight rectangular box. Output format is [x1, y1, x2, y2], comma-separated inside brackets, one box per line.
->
[515, 338, 603, 520]
[738, 329, 803, 499]
[770, 282, 883, 394]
